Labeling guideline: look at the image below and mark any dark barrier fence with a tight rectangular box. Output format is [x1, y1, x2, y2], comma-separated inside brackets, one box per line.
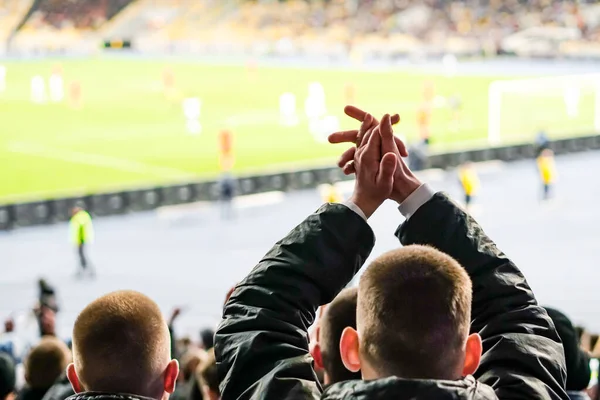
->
[2, 134, 599, 230]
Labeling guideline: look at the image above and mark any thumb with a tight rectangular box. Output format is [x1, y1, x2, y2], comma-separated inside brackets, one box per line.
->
[376, 152, 397, 189]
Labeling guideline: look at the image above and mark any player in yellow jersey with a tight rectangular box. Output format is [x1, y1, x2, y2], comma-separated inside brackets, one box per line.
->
[69, 207, 95, 278]
[458, 162, 480, 209]
[322, 183, 342, 204]
[537, 149, 557, 201]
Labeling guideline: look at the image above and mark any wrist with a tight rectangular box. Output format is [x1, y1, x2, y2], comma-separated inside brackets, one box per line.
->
[390, 177, 422, 204]
[348, 195, 381, 219]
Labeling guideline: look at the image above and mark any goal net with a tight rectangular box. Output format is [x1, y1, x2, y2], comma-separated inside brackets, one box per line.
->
[488, 74, 600, 144]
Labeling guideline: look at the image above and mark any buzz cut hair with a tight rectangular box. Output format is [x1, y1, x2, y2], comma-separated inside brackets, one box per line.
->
[357, 245, 472, 380]
[319, 287, 361, 383]
[72, 290, 171, 396]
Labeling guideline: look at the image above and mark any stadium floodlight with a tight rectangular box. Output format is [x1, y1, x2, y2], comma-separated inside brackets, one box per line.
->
[488, 74, 600, 144]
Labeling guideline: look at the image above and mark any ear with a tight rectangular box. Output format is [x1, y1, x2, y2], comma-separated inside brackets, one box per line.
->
[67, 363, 83, 393]
[340, 327, 361, 373]
[312, 342, 324, 370]
[462, 333, 482, 376]
[163, 359, 179, 394]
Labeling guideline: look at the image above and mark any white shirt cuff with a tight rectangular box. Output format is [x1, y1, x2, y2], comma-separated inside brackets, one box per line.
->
[343, 201, 367, 222]
[398, 184, 435, 220]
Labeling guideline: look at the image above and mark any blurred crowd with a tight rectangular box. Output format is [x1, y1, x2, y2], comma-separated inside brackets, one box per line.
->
[2, 0, 600, 57]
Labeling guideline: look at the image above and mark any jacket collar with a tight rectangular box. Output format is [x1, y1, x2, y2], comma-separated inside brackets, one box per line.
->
[322, 375, 498, 400]
[66, 392, 157, 400]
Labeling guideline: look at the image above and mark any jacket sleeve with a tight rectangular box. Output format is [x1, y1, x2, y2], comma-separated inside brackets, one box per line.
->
[396, 193, 568, 400]
[215, 204, 375, 400]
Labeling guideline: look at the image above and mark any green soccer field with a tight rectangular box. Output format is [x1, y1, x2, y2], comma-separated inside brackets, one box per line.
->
[0, 57, 596, 202]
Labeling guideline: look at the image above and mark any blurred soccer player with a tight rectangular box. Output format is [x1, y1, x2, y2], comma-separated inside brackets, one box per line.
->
[279, 92, 298, 126]
[183, 97, 202, 134]
[537, 149, 557, 201]
[218, 130, 235, 219]
[69, 81, 82, 109]
[321, 183, 342, 204]
[69, 207, 95, 278]
[344, 83, 355, 105]
[458, 162, 480, 209]
[49, 64, 64, 103]
[31, 76, 46, 104]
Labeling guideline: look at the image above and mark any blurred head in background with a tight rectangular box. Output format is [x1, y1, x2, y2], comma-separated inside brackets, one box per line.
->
[22, 336, 71, 400]
[179, 349, 205, 383]
[314, 287, 361, 385]
[0, 353, 15, 400]
[67, 290, 179, 400]
[544, 307, 591, 394]
[197, 349, 219, 400]
[199, 329, 214, 350]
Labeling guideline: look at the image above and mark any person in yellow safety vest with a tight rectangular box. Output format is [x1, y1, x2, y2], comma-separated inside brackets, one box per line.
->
[458, 162, 480, 209]
[322, 184, 342, 204]
[69, 207, 95, 278]
[537, 148, 557, 200]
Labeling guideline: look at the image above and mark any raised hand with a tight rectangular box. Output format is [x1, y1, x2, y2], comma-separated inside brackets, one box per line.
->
[329, 106, 422, 204]
[348, 113, 398, 218]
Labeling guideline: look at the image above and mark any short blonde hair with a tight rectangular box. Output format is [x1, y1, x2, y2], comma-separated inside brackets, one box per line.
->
[72, 290, 171, 396]
[358, 245, 472, 379]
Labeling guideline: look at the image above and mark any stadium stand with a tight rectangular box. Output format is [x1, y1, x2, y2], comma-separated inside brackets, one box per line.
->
[0, 0, 33, 54]
[4, 0, 600, 58]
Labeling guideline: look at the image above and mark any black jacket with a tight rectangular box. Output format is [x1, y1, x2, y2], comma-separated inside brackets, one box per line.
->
[42, 374, 75, 400]
[215, 194, 568, 399]
[66, 393, 155, 400]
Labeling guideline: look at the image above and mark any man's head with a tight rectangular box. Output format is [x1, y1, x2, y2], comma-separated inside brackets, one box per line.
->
[313, 288, 361, 384]
[544, 307, 590, 392]
[0, 353, 15, 400]
[67, 290, 179, 400]
[25, 336, 71, 390]
[179, 349, 205, 382]
[3, 319, 13, 334]
[340, 245, 481, 381]
[197, 349, 219, 400]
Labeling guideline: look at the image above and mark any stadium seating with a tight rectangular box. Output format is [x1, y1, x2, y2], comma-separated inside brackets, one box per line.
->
[4, 0, 600, 58]
[0, 0, 33, 53]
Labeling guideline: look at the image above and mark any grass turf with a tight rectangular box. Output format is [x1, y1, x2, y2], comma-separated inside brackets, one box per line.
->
[0, 57, 596, 202]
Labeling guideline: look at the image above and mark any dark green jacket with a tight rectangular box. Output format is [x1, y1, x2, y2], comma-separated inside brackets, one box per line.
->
[215, 194, 568, 399]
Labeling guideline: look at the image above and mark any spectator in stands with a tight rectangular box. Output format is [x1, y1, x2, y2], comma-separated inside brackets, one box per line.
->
[198, 350, 218, 400]
[0, 353, 15, 400]
[311, 288, 361, 384]
[545, 307, 591, 400]
[18, 337, 71, 400]
[66, 291, 179, 400]
[216, 108, 567, 399]
[199, 329, 214, 351]
[171, 349, 205, 400]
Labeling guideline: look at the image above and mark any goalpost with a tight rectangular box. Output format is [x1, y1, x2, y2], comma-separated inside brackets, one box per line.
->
[488, 74, 600, 144]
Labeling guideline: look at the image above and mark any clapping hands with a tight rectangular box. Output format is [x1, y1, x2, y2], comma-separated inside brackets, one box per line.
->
[328, 106, 422, 218]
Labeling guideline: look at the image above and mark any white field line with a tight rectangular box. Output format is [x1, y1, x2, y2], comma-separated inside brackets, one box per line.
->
[8, 141, 195, 180]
